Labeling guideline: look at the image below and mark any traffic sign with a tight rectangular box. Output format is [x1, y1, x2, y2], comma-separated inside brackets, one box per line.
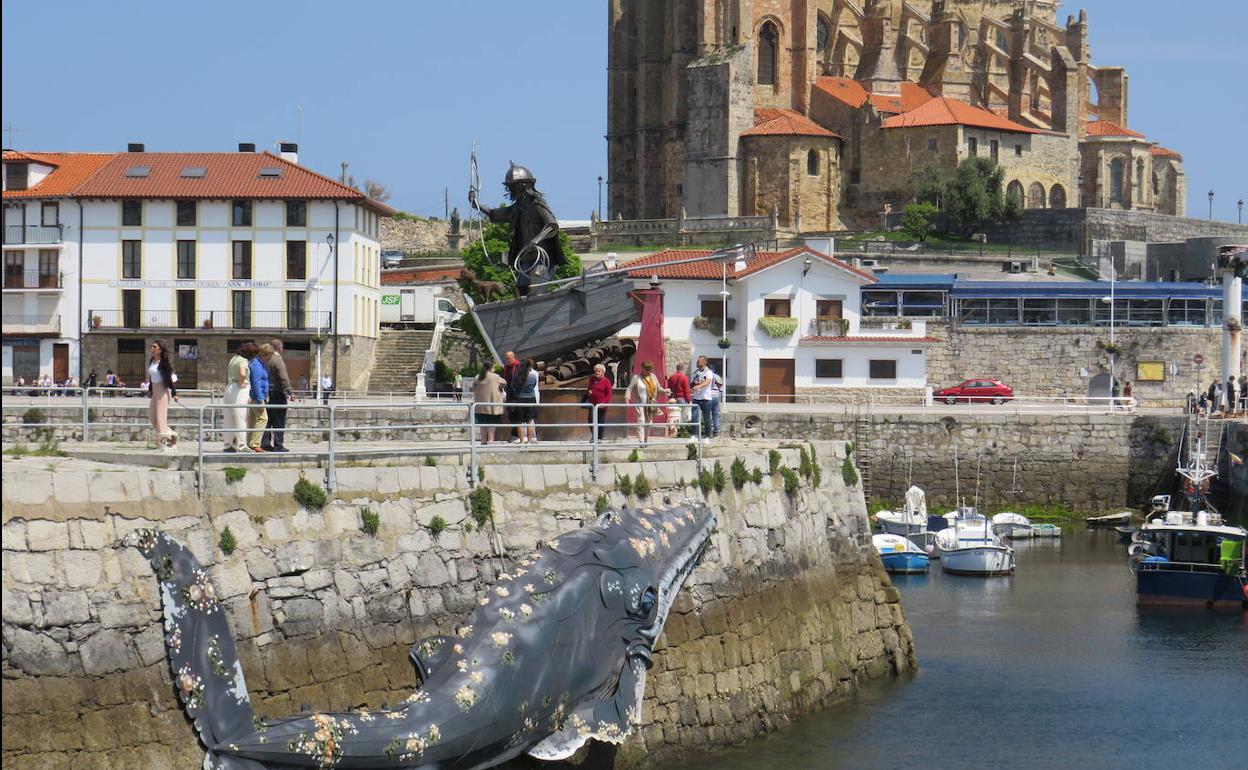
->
[1193, 353, 1204, 365]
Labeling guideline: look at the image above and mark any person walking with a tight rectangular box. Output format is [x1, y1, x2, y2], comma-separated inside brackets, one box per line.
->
[690, 356, 716, 442]
[585, 363, 613, 441]
[247, 343, 270, 452]
[261, 340, 293, 452]
[665, 362, 691, 437]
[1122, 381, 1135, 413]
[147, 340, 179, 451]
[626, 361, 669, 446]
[502, 350, 520, 443]
[320, 374, 334, 404]
[472, 366, 508, 445]
[1207, 380, 1221, 418]
[510, 358, 540, 444]
[223, 343, 252, 452]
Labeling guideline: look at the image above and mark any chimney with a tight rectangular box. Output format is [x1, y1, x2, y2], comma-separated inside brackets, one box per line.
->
[279, 142, 299, 164]
[127, 143, 145, 152]
[238, 142, 256, 153]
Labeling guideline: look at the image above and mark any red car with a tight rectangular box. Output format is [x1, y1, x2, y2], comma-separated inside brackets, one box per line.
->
[934, 379, 1014, 405]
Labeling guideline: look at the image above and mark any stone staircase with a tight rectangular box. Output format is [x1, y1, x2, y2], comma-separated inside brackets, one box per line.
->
[367, 327, 435, 394]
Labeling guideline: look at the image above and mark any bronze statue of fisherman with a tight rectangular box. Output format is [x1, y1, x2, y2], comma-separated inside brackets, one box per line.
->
[469, 163, 565, 296]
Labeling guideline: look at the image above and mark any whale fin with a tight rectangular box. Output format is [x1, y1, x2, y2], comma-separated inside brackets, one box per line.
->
[527, 657, 648, 760]
[409, 635, 452, 684]
[124, 530, 261, 768]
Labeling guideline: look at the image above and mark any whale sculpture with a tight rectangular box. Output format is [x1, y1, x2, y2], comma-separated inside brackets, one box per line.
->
[127, 502, 716, 769]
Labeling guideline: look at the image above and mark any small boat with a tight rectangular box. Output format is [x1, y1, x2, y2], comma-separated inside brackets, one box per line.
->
[1029, 523, 1062, 538]
[1085, 511, 1133, 528]
[935, 520, 1015, 576]
[992, 512, 1033, 539]
[875, 485, 929, 536]
[872, 534, 931, 574]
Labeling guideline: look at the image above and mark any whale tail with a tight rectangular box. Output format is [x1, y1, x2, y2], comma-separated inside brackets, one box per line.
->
[126, 529, 265, 770]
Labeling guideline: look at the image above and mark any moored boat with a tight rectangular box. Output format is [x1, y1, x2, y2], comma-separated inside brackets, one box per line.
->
[1085, 511, 1132, 528]
[1029, 523, 1062, 538]
[936, 520, 1015, 576]
[992, 512, 1033, 539]
[875, 485, 929, 536]
[872, 534, 931, 574]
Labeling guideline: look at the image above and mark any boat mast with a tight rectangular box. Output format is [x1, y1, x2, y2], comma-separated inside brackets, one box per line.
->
[953, 449, 961, 510]
[973, 453, 982, 513]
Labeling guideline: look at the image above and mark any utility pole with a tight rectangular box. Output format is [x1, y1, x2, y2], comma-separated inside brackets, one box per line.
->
[445, 188, 449, 221]
[340, 161, 349, 185]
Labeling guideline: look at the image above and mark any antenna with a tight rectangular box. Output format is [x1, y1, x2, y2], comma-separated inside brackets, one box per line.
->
[297, 105, 302, 145]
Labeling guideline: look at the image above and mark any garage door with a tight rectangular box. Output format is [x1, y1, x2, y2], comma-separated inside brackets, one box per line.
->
[759, 359, 795, 404]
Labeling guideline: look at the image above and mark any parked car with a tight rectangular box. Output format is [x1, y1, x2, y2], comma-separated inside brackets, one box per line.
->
[382, 250, 405, 268]
[934, 379, 1014, 405]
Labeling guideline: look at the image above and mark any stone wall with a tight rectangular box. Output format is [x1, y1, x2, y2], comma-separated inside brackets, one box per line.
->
[379, 217, 453, 253]
[982, 208, 1248, 249]
[1226, 421, 1248, 518]
[0, 446, 914, 769]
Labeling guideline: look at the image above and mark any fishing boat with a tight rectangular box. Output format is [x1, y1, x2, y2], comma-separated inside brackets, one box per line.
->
[992, 512, 1033, 539]
[935, 519, 1015, 576]
[1085, 511, 1133, 528]
[872, 534, 931, 574]
[875, 485, 929, 536]
[1130, 417, 1247, 609]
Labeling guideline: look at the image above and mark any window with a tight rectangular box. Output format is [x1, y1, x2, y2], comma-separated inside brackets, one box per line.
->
[5, 252, 23, 287]
[232, 200, 252, 227]
[1049, 185, 1067, 209]
[815, 359, 843, 379]
[807, 149, 820, 176]
[967, 137, 978, 156]
[177, 240, 196, 279]
[176, 201, 197, 227]
[700, 299, 723, 319]
[1027, 182, 1046, 209]
[122, 240, 141, 279]
[928, 138, 938, 152]
[816, 15, 831, 53]
[232, 241, 252, 279]
[286, 241, 306, 280]
[5, 163, 28, 191]
[287, 291, 306, 330]
[122, 290, 142, 328]
[38, 250, 58, 287]
[869, 359, 897, 380]
[41, 202, 58, 227]
[1006, 180, 1024, 208]
[122, 200, 142, 227]
[177, 290, 196, 328]
[758, 21, 778, 86]
[231, 290, 252, 329]
[286, 201, 307, 227]
[816, 299, 843, 318]
[1015, 144, 1023, 157]
[1136, 158, 1145, 197]
[1109, 158, 1124, 203]
[764, 298, 792, 317]
[990, 140, 999, 162]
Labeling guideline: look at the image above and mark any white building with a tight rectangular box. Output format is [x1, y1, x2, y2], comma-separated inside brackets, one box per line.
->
[621, 247, 937, 401]
[2, 144, 391, 389]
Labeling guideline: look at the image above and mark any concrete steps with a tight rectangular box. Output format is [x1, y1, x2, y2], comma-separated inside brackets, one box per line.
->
[367, 328, 435, 393]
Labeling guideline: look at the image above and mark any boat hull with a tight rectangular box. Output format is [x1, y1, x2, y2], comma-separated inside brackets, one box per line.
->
[1136, 567, 1248, 609]
[941, 546, 1015, 576]
[880, 552, 931, 574]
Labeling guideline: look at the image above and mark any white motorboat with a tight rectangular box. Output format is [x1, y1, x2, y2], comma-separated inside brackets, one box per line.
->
[875, 485, 929, 536]
[1029, 523, 1062, 538]
[935, 520, 1015, 576]
[871, 534, 931, 574]
[992, 512, 1033, 539]
[1085, 511, 1133, 527]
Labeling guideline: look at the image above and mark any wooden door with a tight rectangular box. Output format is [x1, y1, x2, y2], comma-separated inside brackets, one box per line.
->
[52, 344, 69, 383]
[759, 359, 795, 404]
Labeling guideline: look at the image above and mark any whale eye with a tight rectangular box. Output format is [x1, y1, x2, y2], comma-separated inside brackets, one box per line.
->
[638, 587, 657, 616]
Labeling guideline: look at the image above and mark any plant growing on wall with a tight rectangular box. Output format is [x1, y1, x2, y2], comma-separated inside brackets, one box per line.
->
[594, 494, 610, 514]
[842, 457, 859, 487]
[223, 467, 247, 484]
[633, 472, 651, 498]
[218, 527, 237, 555]
[293, 474, 328, 510]
[768, 449, 782, 475]
[692, 316, 710, 331]
[730, 457, 749, 490]
[780, 467, 800, 494]
[359, 507, 380, 536]
[814, 317, 849, 337]
[617, 474, 633, 497]
[469, 487, 494, 527]
[427, 515, 448, 538]
[757, 317, 799, 338]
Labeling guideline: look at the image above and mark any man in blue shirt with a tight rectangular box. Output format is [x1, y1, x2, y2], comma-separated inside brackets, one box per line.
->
[247, 344, 270, 452]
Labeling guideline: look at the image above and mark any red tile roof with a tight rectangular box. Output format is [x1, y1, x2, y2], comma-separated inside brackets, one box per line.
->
[814, 78, 934, 114]
[70, 151, 393, 213]
[2, 152, 117, 199]
[623, 247, 876, 283]
[882, 97, 1039, 133]
[1149, 145, 1183, 160]
[741, 109, 841, 139]
[1084, 120, 1144, 138]
[802, 335, 942, 344]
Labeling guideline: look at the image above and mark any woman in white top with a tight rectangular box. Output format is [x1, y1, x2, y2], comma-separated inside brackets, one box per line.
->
[147, 340, 179, 449]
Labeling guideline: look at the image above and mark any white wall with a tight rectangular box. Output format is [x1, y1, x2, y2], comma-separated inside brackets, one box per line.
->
[1, 198, 78, 380]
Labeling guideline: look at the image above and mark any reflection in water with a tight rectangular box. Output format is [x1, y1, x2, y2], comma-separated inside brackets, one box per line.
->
[684, 529, 1248, 770]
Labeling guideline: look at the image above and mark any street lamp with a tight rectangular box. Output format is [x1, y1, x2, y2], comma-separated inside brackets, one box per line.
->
[315, 232, 335, 401]
[1238, 199, 1244, 224]
[597, 176, 604, 221]
[1208, 190, 1215, 221]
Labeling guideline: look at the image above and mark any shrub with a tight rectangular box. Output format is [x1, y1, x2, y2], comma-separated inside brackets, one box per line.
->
[730, 457, 749, 490]
[687, 444, 699, 461]
[618, 474, 634, 497]
[842, 457, 859, 487]
[845, 442, 854, 456]
[901, 202, 939, 242]
[768, 450, 782, 475]
[811, 461, 823, 488]
[218, 526, 237, 555]
[780, 467, 800, 494]
[428, 515, 448, 538]
[22, 407, 46, 425]
[628, 449, 640, 463]
[360, 506, 380, 536]
[712, 461, 727, 494]
[477, 466, 485, 481]
[469, 487, 494, 527]
[594, 494, 610, 515]
[424, 456, 438, 467]
[433, 359, 455, 384]
[751, 468, 764, 485]
[634, 472, 651, 498]
[293, 475, 328, 510]
[798, 446, 813, 480]
[224, 467, 247, 484]
[697, 470, 715, 495]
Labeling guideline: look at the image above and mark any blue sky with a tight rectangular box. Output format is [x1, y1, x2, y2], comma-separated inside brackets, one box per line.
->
[2, 1, 1244, 222]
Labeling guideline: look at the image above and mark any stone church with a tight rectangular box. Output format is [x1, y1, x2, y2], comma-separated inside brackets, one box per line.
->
[607, 0, 1187, 231]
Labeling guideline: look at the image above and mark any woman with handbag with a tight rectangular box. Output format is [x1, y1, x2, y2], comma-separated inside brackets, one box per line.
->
[146, 340, 179, 451]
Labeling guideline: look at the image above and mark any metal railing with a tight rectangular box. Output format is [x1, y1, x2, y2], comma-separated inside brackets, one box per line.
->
[3, 224, 64, 245]
[3, 270, 63, 289]
[88, 309, 332, 332]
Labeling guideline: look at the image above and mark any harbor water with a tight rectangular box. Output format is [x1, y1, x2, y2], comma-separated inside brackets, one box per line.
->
[685, 529, 1248, 770]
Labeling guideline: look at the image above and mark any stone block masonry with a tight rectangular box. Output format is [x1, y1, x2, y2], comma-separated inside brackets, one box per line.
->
[1227, 422, 1248, 518]
[0, 446, 913, 769]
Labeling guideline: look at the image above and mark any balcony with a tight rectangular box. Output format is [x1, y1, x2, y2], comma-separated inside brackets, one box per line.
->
[3, 225, 64, 245]
[806, 317, 929, 339]
[3, 269, 63, 291]
[88, 309, 332, 333]
[2, 314, 61, 336]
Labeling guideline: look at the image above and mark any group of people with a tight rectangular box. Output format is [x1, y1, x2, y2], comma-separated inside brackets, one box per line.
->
[10, 374, 78, 396]
[222, 339, 295, 452]
[1189, 376, 1247, 417]
[469, 352, 725, 446]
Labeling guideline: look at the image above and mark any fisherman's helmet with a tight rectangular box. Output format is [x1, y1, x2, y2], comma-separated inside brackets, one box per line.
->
[504, 163, 536, 187]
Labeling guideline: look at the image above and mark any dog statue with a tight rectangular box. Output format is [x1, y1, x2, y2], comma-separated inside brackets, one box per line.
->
[459, 268, 507, 303]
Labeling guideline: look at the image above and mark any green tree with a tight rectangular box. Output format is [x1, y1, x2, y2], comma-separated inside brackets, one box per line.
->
[907, 164, 948, 207]
[901, 202, 939, 242]
[944, 157, 1007, 236]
